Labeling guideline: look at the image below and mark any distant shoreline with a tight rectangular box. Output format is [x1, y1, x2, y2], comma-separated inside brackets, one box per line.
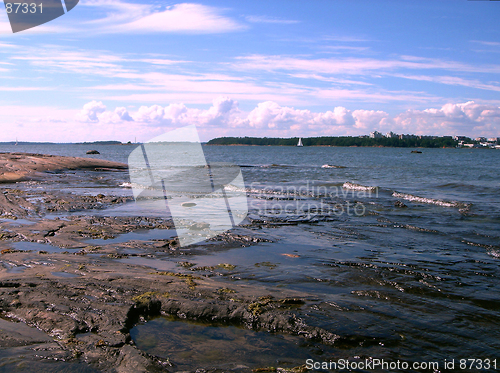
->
[3, 137, 498, 149]
[0, 141, 134, 145]
[205, 143, 462, 148]
[206, 136, 461, 148]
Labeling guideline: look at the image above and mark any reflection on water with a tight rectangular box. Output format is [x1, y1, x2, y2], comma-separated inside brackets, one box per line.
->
[131, 316, 318, 371]
[0, 345, 98, 373]
[51, 271, 79, 278]
[83, 228, 176, 245]
[12, 241, 63, 253]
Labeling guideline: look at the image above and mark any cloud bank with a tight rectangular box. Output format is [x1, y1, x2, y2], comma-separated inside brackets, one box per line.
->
[4, 98, 500, 143]
[67, 98, 500, 142]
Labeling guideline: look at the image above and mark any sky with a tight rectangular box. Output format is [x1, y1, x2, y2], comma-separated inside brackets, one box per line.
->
[0, 0, 500, 142]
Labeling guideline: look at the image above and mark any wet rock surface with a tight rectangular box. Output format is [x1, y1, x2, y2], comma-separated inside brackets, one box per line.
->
[0, 152, 127, 183]
[0, 249, 333, 372]
[0, 155, 335, 372]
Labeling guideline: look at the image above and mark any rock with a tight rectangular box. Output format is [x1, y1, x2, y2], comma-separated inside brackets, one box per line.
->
[189, 222, 210, 230]
[86, 150, 100, 155]
[0, 318, 52, 347]
[0, 171, 333, 372]
[394, 200, 408, 208]
[0, 152, 127, 184]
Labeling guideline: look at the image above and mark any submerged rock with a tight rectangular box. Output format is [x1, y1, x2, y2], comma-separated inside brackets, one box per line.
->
[189, 222, 210, 230]
[86, 150, 100, 155]
[394, 200, 408, 208]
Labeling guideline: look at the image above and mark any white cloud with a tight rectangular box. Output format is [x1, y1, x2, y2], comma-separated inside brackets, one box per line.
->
[133, 104, 166, 123]
[132, 96, 242, 128]
[93, 2, 244, 34]
[288, 73, 373, 86]
[1, 1, 243, 36]
[99, 107, 134, 123]
[352, 110, 389, 129]
[0, 86, 48, 90]
[471, 40, 500, 47]
[391, 74, 500, 92]
[394, 101, 500, 135]
[246, 101, 309, 129]
[81, 0, 150, 25]
[126, 99, 500, 138]
[203, 96, 242, 127]
[11, 44, 495, 108]
[75, 100, 107, 122]
[244, 102, 359, 132]
[137, 58, 190, 66]
[13, 49, 130, 76]
[3, 99, 500, 143]
[245, 16, 299, 24]
[0, 7, 72, 35]
[233, 55, 500, 75]
[0, 42, 17, 49]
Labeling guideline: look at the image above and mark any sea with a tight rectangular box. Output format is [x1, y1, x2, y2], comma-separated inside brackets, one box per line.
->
[1, 143, 499, 372]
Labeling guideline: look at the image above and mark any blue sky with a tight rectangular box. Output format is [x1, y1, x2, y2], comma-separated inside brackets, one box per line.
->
[1, 0, 500, 142]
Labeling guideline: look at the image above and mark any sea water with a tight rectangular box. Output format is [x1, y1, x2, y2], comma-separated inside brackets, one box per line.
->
[1, 143, 499, 370]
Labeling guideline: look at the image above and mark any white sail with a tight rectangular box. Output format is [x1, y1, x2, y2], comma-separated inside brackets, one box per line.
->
[297, 138, 303, 147]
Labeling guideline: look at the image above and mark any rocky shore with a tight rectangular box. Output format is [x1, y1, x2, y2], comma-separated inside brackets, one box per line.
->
[0, 152, 128, 183]
[0, 153, 332, 373]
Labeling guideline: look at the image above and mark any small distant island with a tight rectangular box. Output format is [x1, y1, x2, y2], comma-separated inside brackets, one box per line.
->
[0, 141, 130, 145]
[76, 141, 123, 145]
[208, 133, 500, 148]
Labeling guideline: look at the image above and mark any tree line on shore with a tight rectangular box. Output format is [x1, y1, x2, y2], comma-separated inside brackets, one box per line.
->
[207, 136, 459, 148]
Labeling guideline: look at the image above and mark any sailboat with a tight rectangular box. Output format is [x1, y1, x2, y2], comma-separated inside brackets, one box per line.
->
[297, 137, 303, 147]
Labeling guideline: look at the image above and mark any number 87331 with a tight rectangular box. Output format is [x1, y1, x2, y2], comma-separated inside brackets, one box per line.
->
[5, 3, 42, 14]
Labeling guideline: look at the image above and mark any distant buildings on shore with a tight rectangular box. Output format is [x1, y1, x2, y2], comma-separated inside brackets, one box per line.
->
[454, 135, 500, 149]
[208, 133, 499, 148]
[368, 131, 451, 140]
[369, 131, 383, 139]
[365, 131, 499, 149]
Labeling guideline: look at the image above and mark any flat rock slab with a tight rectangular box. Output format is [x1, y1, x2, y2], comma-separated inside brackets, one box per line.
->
[0, 318, 53, 347]
[0, 152, 127, 183]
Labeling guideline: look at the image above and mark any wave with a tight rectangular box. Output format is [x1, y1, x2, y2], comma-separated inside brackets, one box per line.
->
[488, 249, 500, 259]
[436, 182, 475, 190]
[223, 184, 247, 193]
[342, 182, 378, 192]
[261, 164, 294, 168]
[322, 164, 346, 169]
[119, 182, 133, 188]
[392, 191, 466, 208]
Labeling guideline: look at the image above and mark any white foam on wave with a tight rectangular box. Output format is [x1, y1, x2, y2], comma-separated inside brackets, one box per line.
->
[488, 250, 500, 258]
[342, 182, 377, 191]
[119, 182, 133, 188]
[223, 184, 247, 193]
[321, 164, 345, 169]
[392, 192, 462, 208]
